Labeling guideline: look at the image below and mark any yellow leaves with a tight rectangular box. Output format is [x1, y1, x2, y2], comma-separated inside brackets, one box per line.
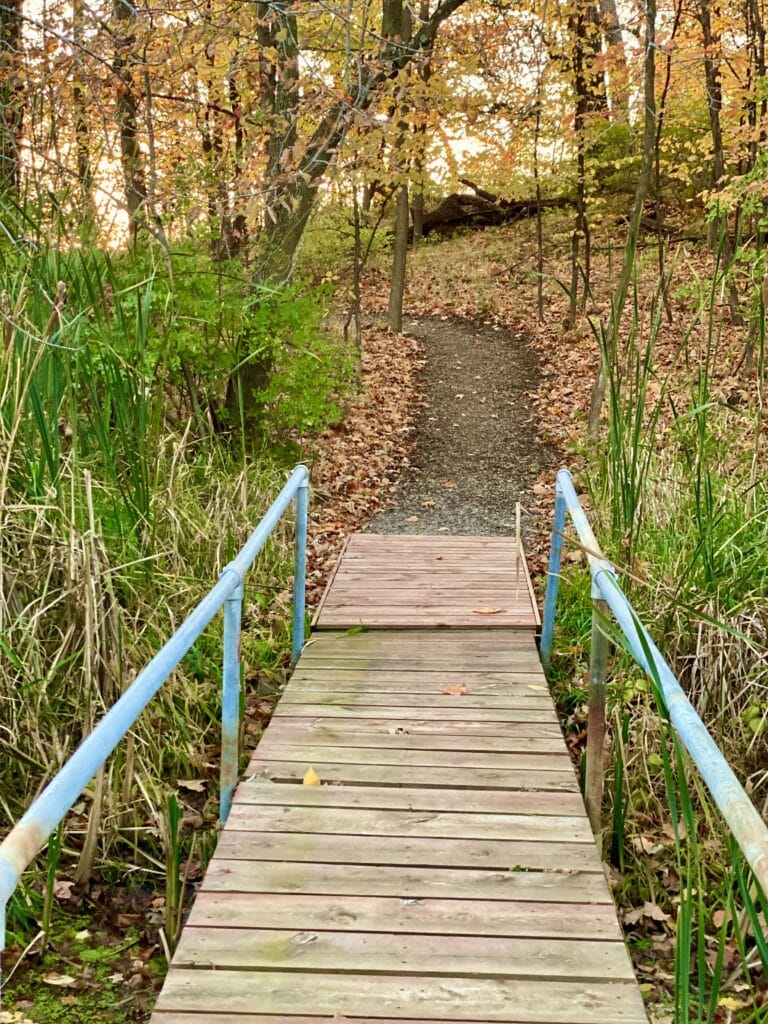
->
[442, 683, 468, 695]
[303, 766, 321, 785]
[472, 607, 502, 615]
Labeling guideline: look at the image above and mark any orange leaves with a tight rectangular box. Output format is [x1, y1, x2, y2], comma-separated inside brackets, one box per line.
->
[442, 683, 468, 695]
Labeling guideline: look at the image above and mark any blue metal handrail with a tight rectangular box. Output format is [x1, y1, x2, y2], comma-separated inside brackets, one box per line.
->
[0, 464, 309, 954]
[541, 467, 768, 894]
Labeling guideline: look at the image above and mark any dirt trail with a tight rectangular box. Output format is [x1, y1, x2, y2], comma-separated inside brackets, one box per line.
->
[369, 316, 555, 537]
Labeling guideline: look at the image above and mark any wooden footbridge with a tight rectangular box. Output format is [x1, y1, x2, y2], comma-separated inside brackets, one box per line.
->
[5, 467, 767, 1021]
[150, 533, 648, 1023]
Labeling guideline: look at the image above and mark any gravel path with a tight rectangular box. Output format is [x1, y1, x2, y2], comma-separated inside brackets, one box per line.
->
[368, 316, 554, 537]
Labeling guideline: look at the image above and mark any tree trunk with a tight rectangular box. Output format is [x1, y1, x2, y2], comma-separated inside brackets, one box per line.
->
[389, 183, 410, 332]
[698, 0, 741, 321]
[225, 0, 469, 431]
[113, 0, 147, 239]
[568, 0, 604, 325]
[589, 0, 657, 437]
[385, 0, 413, 332]
[598, 0, 628, 118]
[410, 0, 431, 251]
[0, 0, 23, 197]
[253, 0, 467, 285]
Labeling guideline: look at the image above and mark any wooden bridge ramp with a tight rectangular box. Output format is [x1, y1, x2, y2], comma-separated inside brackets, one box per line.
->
[151, 534, 648, 1024]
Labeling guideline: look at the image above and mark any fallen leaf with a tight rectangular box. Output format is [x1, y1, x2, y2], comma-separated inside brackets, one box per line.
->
[53, 878, 74, 900]
[303, 766, 321, 786]
[718, 996, 748, 1010]
[527, 684, 547, 691]
[178, 779, 206, 793]
[42, 973, 76, 987]
[473, 607, 502, 615]
[631, 835, 665, 856]
[642, 901, 671, 922]
[443, 683, 468, 695]
[623, 907, 644, 925]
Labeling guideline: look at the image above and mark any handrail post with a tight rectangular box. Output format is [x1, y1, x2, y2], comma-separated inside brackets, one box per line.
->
[220, 577, 244, 824]
[585, 578, 610, 851]
[291, 467, 309, 667]
[540, 479, 567, 667]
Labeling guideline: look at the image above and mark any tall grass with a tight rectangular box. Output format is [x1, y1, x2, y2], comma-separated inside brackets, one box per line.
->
[550, 254, 768, 1018]
[0, 240, 306, 953]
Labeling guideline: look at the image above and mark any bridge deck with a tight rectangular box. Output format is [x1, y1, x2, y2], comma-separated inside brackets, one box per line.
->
[150, 535, 647, 1023]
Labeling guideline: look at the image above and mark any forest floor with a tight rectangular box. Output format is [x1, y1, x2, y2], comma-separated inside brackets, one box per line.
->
[368, 315, 555, 536]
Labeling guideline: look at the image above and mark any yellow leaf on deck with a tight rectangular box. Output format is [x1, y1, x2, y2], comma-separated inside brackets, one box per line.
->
[303, 767, 321, 786]
[443, 683, 468, 696]
[473, 607, 502, 615]
[527, 684, 547, 691]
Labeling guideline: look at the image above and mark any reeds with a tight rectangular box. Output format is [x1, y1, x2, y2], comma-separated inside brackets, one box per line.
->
[0, 239, 297, 951]
[551, 250, 768, 1018]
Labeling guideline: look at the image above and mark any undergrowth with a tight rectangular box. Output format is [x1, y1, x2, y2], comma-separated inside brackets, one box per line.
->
[546, 261, 768, 1020]
[0, 225, 353, 1004]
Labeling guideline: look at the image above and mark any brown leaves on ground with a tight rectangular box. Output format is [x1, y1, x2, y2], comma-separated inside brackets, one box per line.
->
[304, 326, 422, 607]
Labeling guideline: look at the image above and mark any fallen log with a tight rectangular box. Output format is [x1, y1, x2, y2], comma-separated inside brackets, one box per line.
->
[418, 180, 572, 238]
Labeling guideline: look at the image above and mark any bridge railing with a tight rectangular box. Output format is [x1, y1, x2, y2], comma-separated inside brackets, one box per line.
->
[541, 467, 768, 893]
[0, 464, 309, 955]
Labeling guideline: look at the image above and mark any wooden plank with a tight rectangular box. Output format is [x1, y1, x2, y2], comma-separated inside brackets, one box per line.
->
[154, 1017, 633, 1024]
[233, 782, 585, 816]
[246, 761, 579, 791]
[280, 692, 554, 709]
[287, 672, 550, 689]
[322, 592, 534, 602]
[182, 891, 627, 940]
[317, 611, 536, 624]
[315, 535, 540, 630]
[262, 723, 566, 753]
[252, 743, 573, 772]
[297, 656, 542, 669]
[273, 704, 560, 722]
[214, 830, 602, 872]
[153, 969, 648, 1022]
[252, 717, 564, 739]
[224, 805, 592, 843]
[313, 626, 536, 634]
[172, 927, 634, 981]
[202, 859, 609, 902]
[311, 535, 349, 628]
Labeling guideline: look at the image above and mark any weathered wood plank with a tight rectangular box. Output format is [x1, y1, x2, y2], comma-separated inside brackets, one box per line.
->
[214, 830, 602, 872]
[297, 656, 541, 669]
[183, 891, 627, 940]
[286, 672, 549, 690]
[254, 717, 564, 738]
[252, 743, 573, 772]
[312, 629, 535, 638]
[153, 969, 648, 1022]
[247, 761, 579, 791]
[273, 704, 559, 722]
[203, 859, 609, 902]
[233, 781, 584, 815]
[224, 804, 591, 842]
[172, 927, 634, 981]
[262, 723, 566, 753]
[280, 692, 554, 710]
